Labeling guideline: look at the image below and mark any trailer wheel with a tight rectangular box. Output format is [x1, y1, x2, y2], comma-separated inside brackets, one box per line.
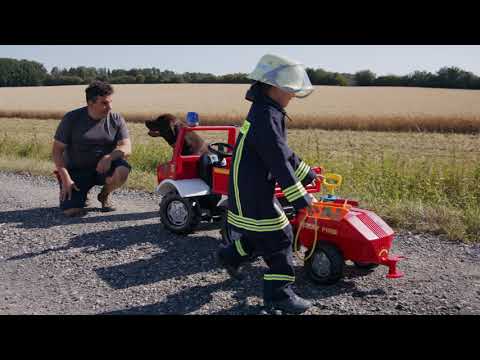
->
[305, 242, 344, 285]
[159, 192, 200, 234]
[353, 261, 379, 270]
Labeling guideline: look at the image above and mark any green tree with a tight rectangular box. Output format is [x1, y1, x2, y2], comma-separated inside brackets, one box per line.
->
[354, 70, 376, 86]
[110, 75, 136, 84]
[0, 58, 48, 86]
[334, 73, 348, 86]
[44, 75, 83, 86]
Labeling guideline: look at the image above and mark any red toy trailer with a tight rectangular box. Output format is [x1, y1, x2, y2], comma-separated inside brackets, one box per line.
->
[155, 125, 403, 284]
[291, 195, 404, 284]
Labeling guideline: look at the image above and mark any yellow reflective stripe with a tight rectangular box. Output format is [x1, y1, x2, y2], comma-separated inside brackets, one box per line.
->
[294, 161, 308, 178]
[299, 167, 310, 182]
[228, 210, 288, 225]
[295, 161, 310, 182]
[240, 120, 251, 134]
[233, 121, 250, 217]
[227, 216, 289, 232]
[228, 217, 289, 231]
[233, 135, 245, 216]
[264, 274, 295, 282]
[283, 182, 303, 196]
[283, 182, 307, 202]
[235, 239, 247, 257]
[286, 187, 307, 202]
[264, 277, 295, 282]
[227, 216, 289, 230]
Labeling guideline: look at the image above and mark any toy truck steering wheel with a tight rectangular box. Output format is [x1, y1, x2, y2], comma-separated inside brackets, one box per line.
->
[208, 142, 234, 159]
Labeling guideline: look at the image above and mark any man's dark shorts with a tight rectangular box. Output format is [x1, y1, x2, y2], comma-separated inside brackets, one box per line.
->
[60, 159, 131, 210]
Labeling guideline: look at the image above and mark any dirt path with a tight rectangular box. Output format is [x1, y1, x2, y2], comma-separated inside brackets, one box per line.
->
[0, 171, 479, 314]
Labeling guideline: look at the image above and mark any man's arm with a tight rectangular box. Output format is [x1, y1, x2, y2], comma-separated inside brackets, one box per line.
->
[52, 140, 78, 201]
[111, 138, 132, 159]
[96, 138, 132, 174]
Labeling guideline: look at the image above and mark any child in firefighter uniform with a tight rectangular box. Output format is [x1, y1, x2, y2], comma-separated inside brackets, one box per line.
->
[217, 54, 318, 314]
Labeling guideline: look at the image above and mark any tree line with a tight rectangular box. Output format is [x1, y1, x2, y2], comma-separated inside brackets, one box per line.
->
[1, 57, 480, 90]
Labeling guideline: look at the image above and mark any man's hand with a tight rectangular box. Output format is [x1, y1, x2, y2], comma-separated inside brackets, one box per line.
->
[96, 155, 112, 174]
[61, 178, 80, 201]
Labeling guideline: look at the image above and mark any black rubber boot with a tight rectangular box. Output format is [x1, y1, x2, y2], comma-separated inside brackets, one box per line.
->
[265, 293, 312, 314]
[217, 250, 244, 281]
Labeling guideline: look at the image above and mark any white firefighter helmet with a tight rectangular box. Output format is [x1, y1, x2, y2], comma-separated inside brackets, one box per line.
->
[247, 53, 314, 98]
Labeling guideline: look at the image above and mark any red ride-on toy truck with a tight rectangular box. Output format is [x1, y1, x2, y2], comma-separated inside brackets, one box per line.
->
[155, 125, 403, 284]
[155, 125, 321, 234]
[155, 125, 237, 234]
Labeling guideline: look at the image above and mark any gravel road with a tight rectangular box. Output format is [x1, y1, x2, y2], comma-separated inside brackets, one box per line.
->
[0, 171, 479, 315]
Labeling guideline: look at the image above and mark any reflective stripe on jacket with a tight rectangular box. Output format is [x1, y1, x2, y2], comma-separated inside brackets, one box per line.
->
[227, 83, 317, 237]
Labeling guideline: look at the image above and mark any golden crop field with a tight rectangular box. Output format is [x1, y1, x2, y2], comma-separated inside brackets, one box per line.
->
[1, 84, 480, 132]
[1, 84, 479, 241]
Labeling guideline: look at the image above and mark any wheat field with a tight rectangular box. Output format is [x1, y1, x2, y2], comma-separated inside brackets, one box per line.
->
[1, 84, 480, 131]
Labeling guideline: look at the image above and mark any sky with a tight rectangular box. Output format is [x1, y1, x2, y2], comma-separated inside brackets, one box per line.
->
[0, 45, 479, 76]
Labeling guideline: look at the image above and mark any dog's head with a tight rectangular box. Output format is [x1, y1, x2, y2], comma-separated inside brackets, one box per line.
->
[145, 113, 181, 146]
[146, 113, 208, 155]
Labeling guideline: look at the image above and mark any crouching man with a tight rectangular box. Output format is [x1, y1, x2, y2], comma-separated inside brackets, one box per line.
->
[52, 80, 132, 217]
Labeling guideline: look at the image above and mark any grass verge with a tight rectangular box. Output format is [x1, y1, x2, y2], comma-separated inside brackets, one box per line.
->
[1, 118, 479, 242]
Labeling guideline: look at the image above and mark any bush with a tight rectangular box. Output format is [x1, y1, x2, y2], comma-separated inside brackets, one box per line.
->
[354, 70, 376, 86]
[110, 75, 137, 84]
[43, 75, 84, 86]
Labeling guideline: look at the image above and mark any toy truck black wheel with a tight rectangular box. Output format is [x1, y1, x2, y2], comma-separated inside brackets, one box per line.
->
[159, 192, 200, 234]
[353, 261, 379, 270]
[304, 242, 344, 285]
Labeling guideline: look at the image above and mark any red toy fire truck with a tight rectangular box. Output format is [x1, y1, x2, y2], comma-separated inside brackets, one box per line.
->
[155, 125, 403, 284]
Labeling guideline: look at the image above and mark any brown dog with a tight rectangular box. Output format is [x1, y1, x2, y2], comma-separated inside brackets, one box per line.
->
[146, 113, 208, 155]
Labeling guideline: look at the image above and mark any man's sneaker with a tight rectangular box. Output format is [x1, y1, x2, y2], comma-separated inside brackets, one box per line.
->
[217, 251, 244, 281]
[264, 294, 312, 314]
[97, 189, 116, 212]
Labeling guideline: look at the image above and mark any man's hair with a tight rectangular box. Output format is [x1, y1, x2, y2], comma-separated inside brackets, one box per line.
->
[85, 80, 114, 103]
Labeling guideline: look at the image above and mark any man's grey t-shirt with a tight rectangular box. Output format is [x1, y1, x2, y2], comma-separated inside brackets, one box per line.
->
[54, 107, 129, 170]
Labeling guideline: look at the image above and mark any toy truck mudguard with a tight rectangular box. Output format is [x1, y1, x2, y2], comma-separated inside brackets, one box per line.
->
[156, 178, 211, 198]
